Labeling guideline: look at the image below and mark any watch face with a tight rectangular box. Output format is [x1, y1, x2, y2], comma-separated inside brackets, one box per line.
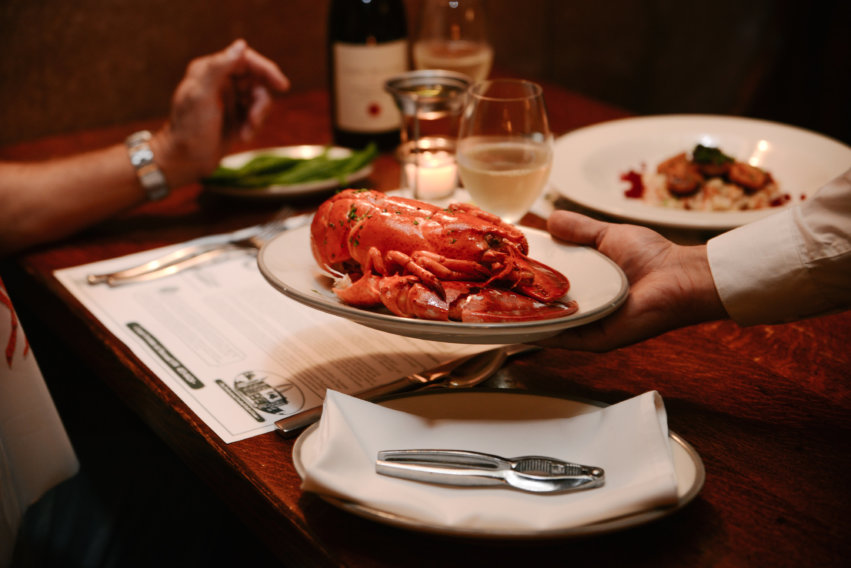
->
[129, 147, 155, 168]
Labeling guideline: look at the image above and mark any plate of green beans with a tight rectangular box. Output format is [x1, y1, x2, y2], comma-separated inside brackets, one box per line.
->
[203, 144, 378, 199]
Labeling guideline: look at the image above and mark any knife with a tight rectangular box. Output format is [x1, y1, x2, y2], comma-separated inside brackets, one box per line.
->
[274, 346, 510, 438]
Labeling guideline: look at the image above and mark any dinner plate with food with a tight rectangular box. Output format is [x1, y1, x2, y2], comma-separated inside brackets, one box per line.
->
[257, 189, 628, 344]
[202, 144, 377, 199]
[549, 115, 851, 230]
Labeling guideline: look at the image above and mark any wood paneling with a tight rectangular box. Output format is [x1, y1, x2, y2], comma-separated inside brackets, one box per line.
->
[0, 0, 329, 145]
[1, 0, 848, 147]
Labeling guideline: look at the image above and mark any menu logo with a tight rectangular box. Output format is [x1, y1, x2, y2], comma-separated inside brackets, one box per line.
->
[215, 370, 306, 422]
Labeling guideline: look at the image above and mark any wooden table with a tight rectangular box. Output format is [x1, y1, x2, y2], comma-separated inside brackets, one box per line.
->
[2, 88, 848, 567]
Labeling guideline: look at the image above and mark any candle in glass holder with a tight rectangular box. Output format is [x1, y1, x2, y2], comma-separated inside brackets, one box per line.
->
[385, 70, 470, 202]
[405, 149, 458, 200]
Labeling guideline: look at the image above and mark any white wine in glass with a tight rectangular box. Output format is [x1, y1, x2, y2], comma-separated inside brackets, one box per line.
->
[457, 80, 553, 223]
[413, 0, 493, 83]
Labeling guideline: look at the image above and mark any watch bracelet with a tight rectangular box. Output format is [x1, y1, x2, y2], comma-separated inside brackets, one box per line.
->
[125, 130, 170, 201]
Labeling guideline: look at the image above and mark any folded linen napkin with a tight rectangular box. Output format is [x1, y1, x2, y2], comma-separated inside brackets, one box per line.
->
[299, 390, 678, 531]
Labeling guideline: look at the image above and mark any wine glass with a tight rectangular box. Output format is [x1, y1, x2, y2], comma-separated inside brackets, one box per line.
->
[457, 79, 554, 223]
[413, 0, 493, 83]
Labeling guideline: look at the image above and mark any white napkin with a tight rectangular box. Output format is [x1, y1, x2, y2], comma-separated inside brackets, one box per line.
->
[299, 390, 679, 531]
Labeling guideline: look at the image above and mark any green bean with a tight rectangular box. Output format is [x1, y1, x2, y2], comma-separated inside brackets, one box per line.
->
[203, 144, 378, 189]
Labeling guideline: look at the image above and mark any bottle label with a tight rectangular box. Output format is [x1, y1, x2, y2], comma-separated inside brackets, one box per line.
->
[333, 39, 407, 133]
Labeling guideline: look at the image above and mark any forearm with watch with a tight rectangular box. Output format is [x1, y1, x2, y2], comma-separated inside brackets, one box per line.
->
[0, 130, 179, 255]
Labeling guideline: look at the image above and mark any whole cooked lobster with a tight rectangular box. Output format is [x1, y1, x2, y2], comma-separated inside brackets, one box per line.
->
[310, 189, 576, 322]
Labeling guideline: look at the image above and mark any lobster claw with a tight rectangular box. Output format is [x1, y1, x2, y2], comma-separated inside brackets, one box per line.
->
[483, 248, 570, 303]
[514, 256, 571, 303]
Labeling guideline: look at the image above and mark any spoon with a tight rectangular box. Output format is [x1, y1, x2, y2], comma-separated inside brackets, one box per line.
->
[425, 343, 539, 389]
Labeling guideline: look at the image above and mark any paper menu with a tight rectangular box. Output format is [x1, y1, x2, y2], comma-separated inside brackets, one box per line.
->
[54, 243, 486, 443]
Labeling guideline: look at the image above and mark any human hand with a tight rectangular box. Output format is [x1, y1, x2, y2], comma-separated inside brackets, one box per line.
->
[536, 210, 727, 351]
[152, 39, 290, 187]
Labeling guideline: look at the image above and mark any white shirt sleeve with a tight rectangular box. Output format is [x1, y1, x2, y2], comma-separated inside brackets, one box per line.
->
[707, 167, 851, 326]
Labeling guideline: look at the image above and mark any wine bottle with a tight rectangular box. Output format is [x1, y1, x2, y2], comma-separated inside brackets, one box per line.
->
[328, 0, 408, 150]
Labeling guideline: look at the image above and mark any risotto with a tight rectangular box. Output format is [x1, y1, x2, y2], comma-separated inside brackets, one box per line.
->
[622, 145, 790, 211]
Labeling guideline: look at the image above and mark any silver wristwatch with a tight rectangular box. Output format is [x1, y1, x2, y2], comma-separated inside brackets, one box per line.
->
[125, 130, 170, 201]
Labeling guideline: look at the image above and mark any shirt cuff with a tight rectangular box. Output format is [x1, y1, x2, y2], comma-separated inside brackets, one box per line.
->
[707, 209, 814, 326]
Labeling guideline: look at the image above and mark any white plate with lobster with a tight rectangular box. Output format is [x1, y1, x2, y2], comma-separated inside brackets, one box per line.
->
[257, 224, 629, 345]
[549, 114, 851, 230]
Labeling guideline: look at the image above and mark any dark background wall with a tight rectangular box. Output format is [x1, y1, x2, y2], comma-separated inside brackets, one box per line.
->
[1, 0, 848, 147]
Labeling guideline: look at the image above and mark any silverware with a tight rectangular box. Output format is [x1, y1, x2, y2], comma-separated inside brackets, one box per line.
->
[421, 343, 536, 389]
[274, 344, 536, 438]
[87, 208, 311, 286]
[376, 449, 605, 493]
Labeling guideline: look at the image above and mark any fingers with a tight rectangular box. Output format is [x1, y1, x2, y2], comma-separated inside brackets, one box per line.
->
[534, 299, 667, 353]
[241, 84, 272, 141]
[534, 298, 642, 352]
[224, 40, 289, 141]
[184, 39, 247, 94]
[184, 39, 289, 98]
[534, 320, 614, 352]
[547, 210, 610, 248]
[240, 44, 290, 93]
[226, 37, 248, 60]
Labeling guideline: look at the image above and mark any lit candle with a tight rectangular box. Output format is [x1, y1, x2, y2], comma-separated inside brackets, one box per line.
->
[406, 150, 458, 200]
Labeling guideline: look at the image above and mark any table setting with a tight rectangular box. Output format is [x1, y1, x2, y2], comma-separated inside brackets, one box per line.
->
[295, 389, 703, 538]
[2, 37, 849, 567]
[55, 213, 505, 442]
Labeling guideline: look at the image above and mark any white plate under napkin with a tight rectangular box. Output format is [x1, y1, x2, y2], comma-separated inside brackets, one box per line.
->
[293, 389, 704, 538]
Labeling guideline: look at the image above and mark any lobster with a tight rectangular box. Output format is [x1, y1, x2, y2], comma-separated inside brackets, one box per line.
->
[310, 189, 576, 323]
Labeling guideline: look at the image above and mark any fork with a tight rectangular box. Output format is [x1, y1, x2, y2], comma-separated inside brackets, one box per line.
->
[274, 345, 538, 437]
[87, 207, 299, 286]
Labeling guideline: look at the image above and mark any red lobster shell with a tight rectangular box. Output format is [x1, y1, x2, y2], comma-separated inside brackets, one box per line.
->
[310, 189, 576, 322]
